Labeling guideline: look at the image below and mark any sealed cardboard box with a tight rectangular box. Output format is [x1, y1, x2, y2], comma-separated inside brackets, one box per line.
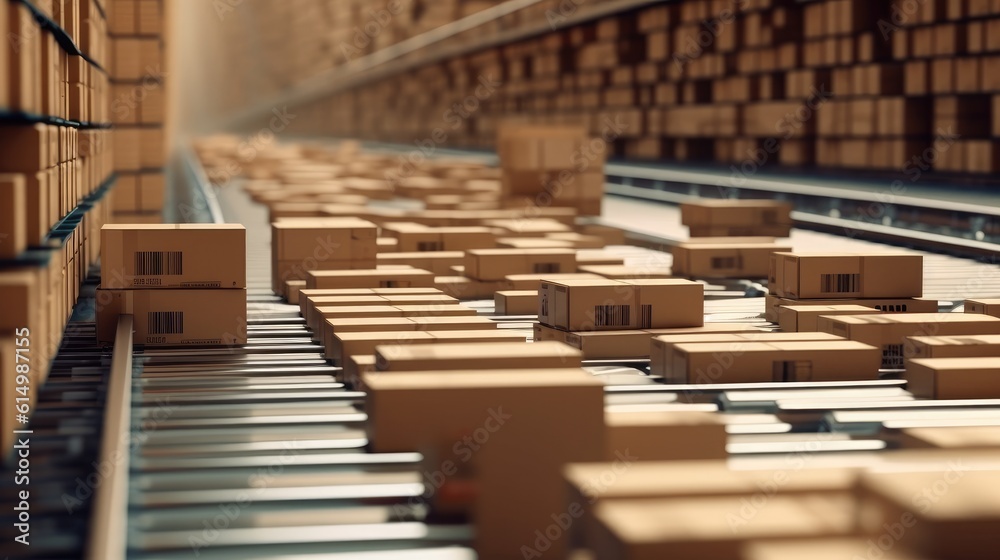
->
[671, 340, 882, 384]
[375, 340, 581, 371]
[306, 294, 458, 330]
[966, 299, 1000, 318]
[578, 264, 675, 279]
[771, 253, 923, 299]
[285, 280, 306, 304]
[577, 250, 626, 266]
[778, 304, 882, 332]
[434, 275, 509, 299]
[539, 278, 703, 331]
[96, 288, 247, 346]
[673, 243, 791, 278]
[534, 322, 570, 343]
[818, 313, 1000, 369]
[765, 295, 938, 323]
[101, 224, 247, 289]
[299, 287, 441, 317]
[908, 335, 1000, 359]
[329, 329, 522, 364]
[605, 411, 727, 461]
[495, 290, 539, 315]
[464, 248, 576, 280]
[905, 357, 1000, 399]
[503, 272, 602, 291]
[650, 331, 843, 378]
[681, 199, 793, 227]
[306, 269, 435, 290]
[565, 324, 759, 359]
[271, 217, 377, 262]
[377, 251, 464, 275]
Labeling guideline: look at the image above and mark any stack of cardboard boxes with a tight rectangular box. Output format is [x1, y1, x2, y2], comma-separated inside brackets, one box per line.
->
[96, 224, 247, 346]
[271, 217, 378, 297]
[497, 125, 604, 216]
[108, 0, 168, 223]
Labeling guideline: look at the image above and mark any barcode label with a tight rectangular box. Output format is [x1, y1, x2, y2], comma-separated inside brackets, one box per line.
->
[875, 304, 907, 312]
[540, 294, 549, 317]
[593, 305, 630, 327]
[711, 256, 739, 269]
[883, 344, 905, 369]
[134, 251, 183, 276]
[533, 262, 560, 274]
[820, 273, 860, 294]
[417, 241, 443, 251]
[148, 311, 184, 334]
[639, 304, 652, 329]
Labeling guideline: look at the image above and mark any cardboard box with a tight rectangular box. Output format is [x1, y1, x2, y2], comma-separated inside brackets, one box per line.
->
[101, 224, 247, 289]
[770, 253, 923, 299]
[0, 174, 26, 258]
[565, 324, 759, 359]
[299, 287, 441, 317]
[577, 251, 626, 266]
[375, 340, 581, 371]
[672, 243, 791, 278]
[605, 411, 727, 461]
[377, 251, 464, 275]
[681, 200, 793, 228]
[905, 357, 1000, 399]
[578, 264, 675, 279]
[285, 280, 306, 304]
[966, 299, 1000, 318]
[434, 276, 509, 299]
[818, 313, 1000, 369]
[766, 295, 939, 323]
[464, 248, 576, 280]
[907, 335, 1000, 359]
[650, 332, 843, 378]
[95, 288, 247, 346]
[392, 226, 496, 252]
[271, 218, 377, 262]
[306, 294, 458, 331]
[503, 272, 602, 291]
[365, 368, 604, 558]
[670, 340, 882, 384]
[778, 304, 882, 332]
[497, 124, 591, 171]
[534, 322, 569, 343]
[495, 290, 538, 315]
[306, 269, 436, 290]
[329, 329, 524, 365]
[539, 278, 703, 331]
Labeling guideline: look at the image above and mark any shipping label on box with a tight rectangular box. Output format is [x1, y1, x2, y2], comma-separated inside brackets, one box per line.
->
[96, 288, 247, 346]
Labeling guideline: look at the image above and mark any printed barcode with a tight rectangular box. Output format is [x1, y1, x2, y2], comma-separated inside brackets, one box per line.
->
[883, 344, 905, 369]
[639, 304, 652, 329]
[148, 311, 184, 335]
[134, 251, 183, 276]
[540, 294, 549, 317]
[820, 273, 860, 293]
[533, 262, 560, 274]
[417, 241, 443, 251]
[711, 256, 739, 269]
[593, 305, 630, 327]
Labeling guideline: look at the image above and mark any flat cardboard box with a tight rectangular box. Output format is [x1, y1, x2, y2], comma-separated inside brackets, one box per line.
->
[650, 332, 843, 378]
[96, 288, 247, 346]
[765, 295, 939, 323]
[394, 226, 496, 252]
[271, 217, 377, 262]
[770, 253, 923, 299]
[434, 276, 508, 300]
[859, 470, 1000, 560]
[299, 287, 441, 317]
[576, 251, 626, 266]
[671, 340, 882, 384]
[539, 278, 703, 331]
[495, 290, 539, 315]
[604, 411, 727, 461]
[377, 251, 464, 275]
[688, 225, 792, 237]
[966, 299, 1000, 318]
[285, 280, 306, 304]
[497, 237, 574, 249]
[0, 174, 26, 258]
[566, 324, 759, 359]
[101, 224, 247, 289]
[329, 329, 523, 365]
[681, 199, 794, 228]
[464, 248, 576, 280]
[905, 357, 1000, 399]
[778, 304, 882, 332]
[306, 294, 458, 331]
[589, 494, 854, 560]
[375, 340, 582, 371]
[578, 264, 675, 279]
[672, 243, 791, 279]
[900, 426, 1000, 451]
[503, 272, 602, 291]
[818, 313, 1000, 369]
[364, 368, 604, 559]
[907, 335, 1000, 359]
[306, 269, 436, 290]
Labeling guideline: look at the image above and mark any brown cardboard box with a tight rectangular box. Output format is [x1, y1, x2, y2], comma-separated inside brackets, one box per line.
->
[566, 324, 760, 359]
[589, 494, 854, 560]
[394, 226, 496, 252]
[497, 237, 574, 250]
[859, 470, 1000, 560]
[497, 124, 591, 170]
[650, 332, 843, 378]
[743, 538, 930, 560]
[299, 287, 441, 317]
[271, 218, 377, 262]
[905, 357, 1000, 399]
[771, 253, 923, 299]
[671, 340, 882, 384]
[605, 411, 727, 461]
[330, 329, 524, 365]
[539, 278, 703, 331]
[377, 251, 464, 275]
[464, 248, 576, 280]
[778, 304, 882, 332]
[410, 316, 500, 330]
[966, 299, 1000, 318]
[375, 340, 581, 371]
[673, 243, 791, 278]
[908, 335, 1000, 359]
[365, 368, 604, 559]
[306, 294, 458, 330]
[577, 251, 626, 267]
[503, 272, 602, 291]
[95, 288, 247, 346]
[682, 199, 793, 230]
[495, 290, 538, 315]
[578, 264, 675, 279]
[306, 269, 435, 290]
[0, 125, 47, 172]
[818, 313, 1000, 369]
[434, 276, 509, 299]
[101, 224, 247, 289]
[0, 174, 26, 258]
[765, 295, 939, 323]
[285, 280, 306, 304]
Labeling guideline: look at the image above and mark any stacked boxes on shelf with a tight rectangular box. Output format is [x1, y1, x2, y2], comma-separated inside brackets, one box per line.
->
[108, 0, 168, 222]
[96, 224, 247, 346]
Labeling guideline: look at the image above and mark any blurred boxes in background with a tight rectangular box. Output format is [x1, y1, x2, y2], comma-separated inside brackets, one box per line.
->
[681, 200, 793, 238]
